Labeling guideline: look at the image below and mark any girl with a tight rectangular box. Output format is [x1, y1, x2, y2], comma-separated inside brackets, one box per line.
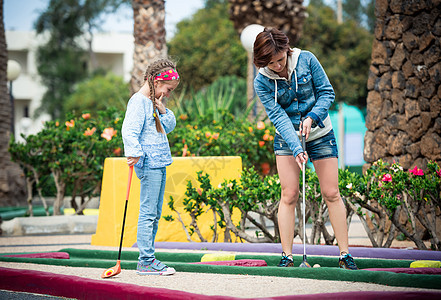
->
[253, 28, 358, 270]
[122, 58, 179, 275]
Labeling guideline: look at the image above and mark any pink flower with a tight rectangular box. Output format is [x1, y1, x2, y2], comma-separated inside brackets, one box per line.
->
[436, 169, 441, 177]
[382, 174, 392, 182]
[82, 113, 91, 120]
[409, 166, 424, 176]
[101, 127, 117, 141]
[257, 121, 265, 130]
[212, 132, 219, 140]
[65, 120, 75, 130]
[83, 127, 96, 136]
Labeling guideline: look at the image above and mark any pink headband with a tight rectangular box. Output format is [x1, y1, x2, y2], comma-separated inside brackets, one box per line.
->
[154, 69, 180, 81]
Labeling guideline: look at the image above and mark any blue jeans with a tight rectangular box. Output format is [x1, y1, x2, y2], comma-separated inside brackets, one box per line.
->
[274, 129, 338, 161]
[134, 164, 167, 264]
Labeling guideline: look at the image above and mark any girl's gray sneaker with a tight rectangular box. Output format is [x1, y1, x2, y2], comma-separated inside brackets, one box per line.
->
[136, 259, 176, 275]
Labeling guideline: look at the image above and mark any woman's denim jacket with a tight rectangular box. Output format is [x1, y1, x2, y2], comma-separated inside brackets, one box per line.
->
[122, 92, 176, 169]
[254, 48, 335, 158]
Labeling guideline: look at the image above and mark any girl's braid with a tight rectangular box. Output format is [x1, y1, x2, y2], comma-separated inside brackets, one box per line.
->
[144, 59, 177, 133]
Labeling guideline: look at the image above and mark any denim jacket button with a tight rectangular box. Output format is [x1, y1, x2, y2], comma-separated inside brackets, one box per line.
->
[303, 78, 307, 82]
[294, 98, 298, 101]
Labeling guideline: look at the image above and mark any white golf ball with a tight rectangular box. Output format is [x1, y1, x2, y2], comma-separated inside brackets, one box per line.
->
[313, 264, 321, 268]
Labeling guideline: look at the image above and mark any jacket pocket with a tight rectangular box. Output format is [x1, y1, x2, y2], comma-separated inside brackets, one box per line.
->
[296, 73, 313, 99]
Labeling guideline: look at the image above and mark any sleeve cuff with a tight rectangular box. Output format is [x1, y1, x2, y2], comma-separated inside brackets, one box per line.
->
[306, 112, 324, 128]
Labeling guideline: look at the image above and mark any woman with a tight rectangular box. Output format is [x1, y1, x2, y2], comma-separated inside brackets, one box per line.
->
[253, 27, 357, 270]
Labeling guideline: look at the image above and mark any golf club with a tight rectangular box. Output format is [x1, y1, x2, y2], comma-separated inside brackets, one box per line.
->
[101, 165, 134, 278]
[299, 133, 311, 268]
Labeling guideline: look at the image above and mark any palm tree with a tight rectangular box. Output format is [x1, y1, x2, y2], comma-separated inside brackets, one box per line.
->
[228, 0, 307, 45]
[130, 0, 167, 94]
[0, 0, 26, 206]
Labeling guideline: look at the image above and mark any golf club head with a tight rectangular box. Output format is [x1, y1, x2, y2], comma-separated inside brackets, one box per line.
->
[101, 260, 121, 278]
[299, 260, 312, 268]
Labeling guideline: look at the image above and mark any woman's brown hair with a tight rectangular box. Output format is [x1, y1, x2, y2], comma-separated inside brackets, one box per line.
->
[144, 58, 179, 133]
[253, 27, 292, 68]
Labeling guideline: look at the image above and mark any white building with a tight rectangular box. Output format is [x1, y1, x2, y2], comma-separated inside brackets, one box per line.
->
[6, 30, 134, 142]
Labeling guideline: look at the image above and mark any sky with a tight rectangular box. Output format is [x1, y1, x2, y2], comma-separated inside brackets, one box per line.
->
[4, 0, 205, 40]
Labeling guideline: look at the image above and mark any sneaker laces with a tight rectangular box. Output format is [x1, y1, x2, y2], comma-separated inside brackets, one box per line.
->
[280, 252, 293, 263]
[342, 254, 356, 268]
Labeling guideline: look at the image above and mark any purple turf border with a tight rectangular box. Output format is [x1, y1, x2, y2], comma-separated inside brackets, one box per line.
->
[146, 242, 441, 261]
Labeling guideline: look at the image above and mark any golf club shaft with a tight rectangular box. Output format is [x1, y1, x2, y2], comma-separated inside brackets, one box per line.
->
[301, 133, 307, 259]
[303, 160, 306, 258]
[118, 166, 134, 261]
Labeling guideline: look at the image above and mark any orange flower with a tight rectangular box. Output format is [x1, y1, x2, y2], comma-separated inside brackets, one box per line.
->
[182, 144, 188, 157]
[205, 132, 211, 139]
[83, 127, 96, 136]
[248, 127, 253, 133]
[212, 133, 219, 140]
[261, 162, 270, 175]
[101, 127, 117, 141]
[258, 141, 265, 147]
[197, 188, 202, 196]
[82, 113, 91, 120]
[263, 133, 270, 141]
[113, 147, 122, 156]
[65, 120, 75, 130]
[179, 114, 188, 121]
[55, 121, 59, 127]
[257, 121, 265, 130]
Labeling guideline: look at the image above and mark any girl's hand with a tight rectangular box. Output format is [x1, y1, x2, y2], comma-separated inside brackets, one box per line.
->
[300, 117, 313, 140]
[127, 157, 140, 167]
[155, 93, 166, 114]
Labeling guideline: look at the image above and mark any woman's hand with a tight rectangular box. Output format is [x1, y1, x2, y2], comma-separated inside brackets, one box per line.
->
[300, 117, 313, 140]
[127, 157, 140, 167]
[155, 93, 166, 114]
[295, 151, 308, 170]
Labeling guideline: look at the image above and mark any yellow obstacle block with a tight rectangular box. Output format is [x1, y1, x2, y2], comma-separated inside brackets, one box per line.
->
[91, 156, 242, 247]
[201, 253, 236, 262]
[410, 260, 441, 268]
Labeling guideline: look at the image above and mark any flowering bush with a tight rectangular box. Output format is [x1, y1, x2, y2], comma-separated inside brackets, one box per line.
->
[10, 107, 124, 215]
[339, 159, 441, 250]
[168, 110, 276, 175]
[172, 159, 441, 249]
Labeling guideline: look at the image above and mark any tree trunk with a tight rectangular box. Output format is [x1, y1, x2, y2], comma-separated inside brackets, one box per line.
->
[228, 0, 307, 45]
[130, 0, 167, 94]
[0, 0, 26, 207]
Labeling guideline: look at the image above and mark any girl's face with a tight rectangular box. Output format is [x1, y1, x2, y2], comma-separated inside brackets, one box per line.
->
[267, 51, 287, 73]
[154, 80, 179, 98]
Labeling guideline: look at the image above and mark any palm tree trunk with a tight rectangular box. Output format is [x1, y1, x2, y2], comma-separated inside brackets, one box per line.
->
[0, 0, 26, 206]
[130, 0, 167, 94]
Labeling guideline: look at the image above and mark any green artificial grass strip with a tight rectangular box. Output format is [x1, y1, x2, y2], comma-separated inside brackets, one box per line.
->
[1, 248, 439, 290]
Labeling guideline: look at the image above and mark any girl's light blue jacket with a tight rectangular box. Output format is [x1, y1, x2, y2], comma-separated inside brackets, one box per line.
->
[254, 48, 335, 158]
[122, 92, 176, 169]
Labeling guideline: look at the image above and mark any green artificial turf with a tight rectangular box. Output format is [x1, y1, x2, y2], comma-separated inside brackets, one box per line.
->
[0, 248, 439, 290]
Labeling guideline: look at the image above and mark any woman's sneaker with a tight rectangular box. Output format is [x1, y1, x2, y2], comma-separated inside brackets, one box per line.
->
[277, 252, 294, 267]
[136, 259, 176, 275]
[339, 253, 358, 270]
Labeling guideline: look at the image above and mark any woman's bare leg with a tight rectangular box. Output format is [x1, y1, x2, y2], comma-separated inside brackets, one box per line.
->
[313, 157, 349, 255]
[276, 155, 300, 256]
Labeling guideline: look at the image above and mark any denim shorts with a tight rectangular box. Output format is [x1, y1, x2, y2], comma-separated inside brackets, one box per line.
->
[274, 129, 338, 161]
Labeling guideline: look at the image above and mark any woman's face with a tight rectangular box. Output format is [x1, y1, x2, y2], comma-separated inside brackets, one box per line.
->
[154, 80, 179, 98]
[267, 51, 287, 73]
